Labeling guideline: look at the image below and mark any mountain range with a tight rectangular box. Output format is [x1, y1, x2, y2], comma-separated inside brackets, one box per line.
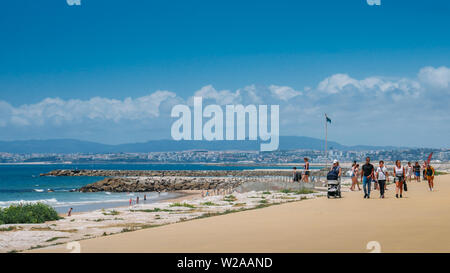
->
[0, 137, 404, 154]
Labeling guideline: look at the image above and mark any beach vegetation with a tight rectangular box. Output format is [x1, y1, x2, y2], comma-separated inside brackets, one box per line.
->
[56, 229, 78, 233]
[262, 191, 271, 194]
[259, 199, 268, 204]
[121, 227, 134, 233]
[103, 210, 120, 216]
[294, 189, 315, 194]
[223, 195, 237, 202]
[279, 189, 315, 195]
[0, 203, 60, 225]
[46, 236, 69, 242]
[29, 245, 44, 250]
[131, 208, 173, 213]
[201, 201, 221, 206]
[0, 226, 19, 232]
[31, 226, 52, 231]
[170, 202, 196, 208]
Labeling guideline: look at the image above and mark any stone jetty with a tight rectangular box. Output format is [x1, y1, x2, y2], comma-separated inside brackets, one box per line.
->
[42, 168, 333, 193]
[41, 169, 309, 177]
[77, 176, 246, 192]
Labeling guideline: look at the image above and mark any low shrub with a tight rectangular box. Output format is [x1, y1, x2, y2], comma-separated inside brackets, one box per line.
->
[0, 203, 60, 225]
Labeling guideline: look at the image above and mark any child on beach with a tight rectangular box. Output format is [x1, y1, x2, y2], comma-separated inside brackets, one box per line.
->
[394, 160, 406, 198]
[292, 167, 301, 182]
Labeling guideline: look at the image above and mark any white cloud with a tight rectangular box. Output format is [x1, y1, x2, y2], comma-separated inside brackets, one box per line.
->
[1, 90, 176, 127]
[0, 66, 448, 146]
[269, 85, 302, 101]
[192, 85, 241, 105]
[317, 73, 420, 98]
[317, 73, 360, 94]
[418, 66, 450, 89]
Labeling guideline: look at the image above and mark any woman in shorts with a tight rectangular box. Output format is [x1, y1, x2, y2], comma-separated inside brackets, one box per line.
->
[393, 160, 405, 198]
[426, 164, 435, 191]
[302, 157, 310, 183]
[350, 163, 361, 191]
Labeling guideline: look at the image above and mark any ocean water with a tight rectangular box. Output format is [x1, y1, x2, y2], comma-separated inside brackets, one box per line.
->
[0, 163, 309, 213]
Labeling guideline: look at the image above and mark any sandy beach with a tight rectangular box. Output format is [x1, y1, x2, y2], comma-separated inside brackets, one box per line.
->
[26, 174, 450, 253]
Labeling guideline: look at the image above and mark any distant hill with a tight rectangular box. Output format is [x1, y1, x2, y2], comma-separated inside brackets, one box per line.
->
[0, 137, 404, 154]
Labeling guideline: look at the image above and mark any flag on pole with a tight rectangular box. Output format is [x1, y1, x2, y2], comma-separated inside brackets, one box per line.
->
[325, 114, 331, 124]
[426, 152, 433, 165]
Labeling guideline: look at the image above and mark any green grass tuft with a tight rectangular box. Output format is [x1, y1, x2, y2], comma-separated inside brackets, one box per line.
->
[169, 203, 196, 208]
[45, 236, 69, 242]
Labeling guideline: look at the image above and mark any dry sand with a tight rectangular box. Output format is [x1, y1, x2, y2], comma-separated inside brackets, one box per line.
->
[30, 174, 450, 253]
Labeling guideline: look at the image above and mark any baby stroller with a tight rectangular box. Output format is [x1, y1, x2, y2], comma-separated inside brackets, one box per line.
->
[327, 166, 342, 198]
[327, 178, 341, 198]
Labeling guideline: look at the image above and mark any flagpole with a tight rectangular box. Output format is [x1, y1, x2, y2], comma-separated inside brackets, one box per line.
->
[325, 114, 328, 170]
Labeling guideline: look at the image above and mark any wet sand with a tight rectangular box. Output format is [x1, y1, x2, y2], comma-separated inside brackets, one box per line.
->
[32, 174, 450, 253]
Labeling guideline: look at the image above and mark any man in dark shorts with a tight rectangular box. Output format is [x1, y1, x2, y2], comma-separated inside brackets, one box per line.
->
[360, 157, 374, 199]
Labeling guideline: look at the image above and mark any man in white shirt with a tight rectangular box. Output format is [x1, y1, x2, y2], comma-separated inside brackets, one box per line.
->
[375, 160, 389, 198]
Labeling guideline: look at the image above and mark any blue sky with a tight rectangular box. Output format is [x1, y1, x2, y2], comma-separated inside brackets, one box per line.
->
[0, 0, 449, 147]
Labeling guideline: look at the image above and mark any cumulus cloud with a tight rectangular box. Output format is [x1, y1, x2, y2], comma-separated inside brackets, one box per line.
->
[317, 73, 420, 98]
[0, 90, 176, 127]
[418, 66, 450, 89]
[269, 85, 302, 101]
[0, 66, 448, 146]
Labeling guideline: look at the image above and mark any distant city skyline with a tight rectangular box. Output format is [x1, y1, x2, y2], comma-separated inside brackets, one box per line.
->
[0, 1, 449, 148]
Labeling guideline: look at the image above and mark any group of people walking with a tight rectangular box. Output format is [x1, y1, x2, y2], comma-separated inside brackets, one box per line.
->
[350, 157, 436, 199]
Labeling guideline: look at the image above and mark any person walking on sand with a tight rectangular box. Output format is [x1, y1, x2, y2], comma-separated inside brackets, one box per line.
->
[292, 167, 301, 183]
[406, 162, 413, 183]
[375, 161, 389, 199]
[422, 161, 427, 181]
[425, 163, 435, 191]
[67, 207, 73, 217]
[394, 160, 406, 198]
[350, 163, 361, 191]
[413, 161, 421, 182]
[361, 157, 374, 199]
[302, 158, 310, 183]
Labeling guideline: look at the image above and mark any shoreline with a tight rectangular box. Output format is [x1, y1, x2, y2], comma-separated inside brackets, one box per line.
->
[57, 190, 201, 217]
[3, 186, 322, 253]
[28, 174, 450, 253]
